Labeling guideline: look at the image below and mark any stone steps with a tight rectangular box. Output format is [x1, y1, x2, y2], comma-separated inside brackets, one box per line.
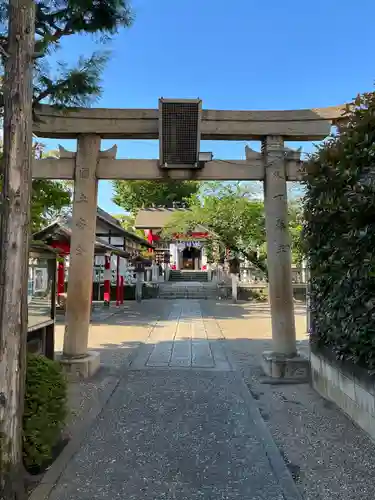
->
[169, 271, 208, 282]
[159, 292, 217, 300]
[158, 282, 218, 300]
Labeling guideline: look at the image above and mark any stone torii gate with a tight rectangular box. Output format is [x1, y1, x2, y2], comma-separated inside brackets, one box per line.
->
[32, 101, 345, 379]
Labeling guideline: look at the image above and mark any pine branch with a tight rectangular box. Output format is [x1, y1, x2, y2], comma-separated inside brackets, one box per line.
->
[34, 18, 75, 57]
[33, 52, 109, 107]
[0, 1, 134, 115]
[34, 0, 133, 56]
[33, 77, 72, 104]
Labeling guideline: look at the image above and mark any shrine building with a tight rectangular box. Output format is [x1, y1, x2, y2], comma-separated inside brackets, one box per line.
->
[135, 207, 210, 271]
[34, 207, 153, 301]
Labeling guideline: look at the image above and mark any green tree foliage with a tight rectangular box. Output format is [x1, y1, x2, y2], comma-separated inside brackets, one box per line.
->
[303, 91, 375, 370]
[31, 143, 73, 232]
[163, 183, 267, 273]
[31, 179, 71, 232]
[0, 144, 72, 231]
[112, 180, 200, 213]
[111, 213, 146, 240]
[288, 200, 303, 265]
[0, 0, 133, 108]
[112, 213, 136, 231]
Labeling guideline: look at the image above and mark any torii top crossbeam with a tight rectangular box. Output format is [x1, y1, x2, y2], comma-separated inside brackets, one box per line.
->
[33, 103, 346, 141]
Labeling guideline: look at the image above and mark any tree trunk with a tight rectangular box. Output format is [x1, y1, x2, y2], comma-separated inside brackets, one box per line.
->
[0, 1, 35, 498]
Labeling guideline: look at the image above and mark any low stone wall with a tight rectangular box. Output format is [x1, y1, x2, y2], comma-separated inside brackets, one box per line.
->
[91, 283, 158, 301]
[237, 284, 306, 302]
[311, 347, 375, 440]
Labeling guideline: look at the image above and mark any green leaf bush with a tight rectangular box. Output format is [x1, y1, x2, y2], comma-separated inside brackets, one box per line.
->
[303, 91, 375, 371]
[249, 288, 268, 302]
[23, 354, 68, 470]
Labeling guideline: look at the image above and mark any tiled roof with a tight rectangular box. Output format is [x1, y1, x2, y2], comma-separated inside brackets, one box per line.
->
[135, 208, 188, 229]
[33, 223, 129, 257]
[97, 207, 123, 229]
[96, 208, 153, 247]
[33, 208, 154, 248]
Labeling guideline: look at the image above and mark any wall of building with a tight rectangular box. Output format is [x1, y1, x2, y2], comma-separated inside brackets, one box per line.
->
[95, 219, 144, 253]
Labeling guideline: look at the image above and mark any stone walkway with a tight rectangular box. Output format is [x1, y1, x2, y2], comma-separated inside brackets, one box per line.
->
[47, 300, 301, 500]
[131, 301, 232, 371]
[45, 299, 375, 500]
[50, 370, 298, 500]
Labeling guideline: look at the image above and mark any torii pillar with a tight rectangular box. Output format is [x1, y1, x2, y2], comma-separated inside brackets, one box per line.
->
[59, 135, 113, 379]
[261, 136, 309, 380]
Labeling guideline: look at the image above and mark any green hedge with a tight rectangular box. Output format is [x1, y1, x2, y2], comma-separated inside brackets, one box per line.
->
[303, 91, 375, 371]
[243, 287, 268, 302]
[23, 354, 68, 470]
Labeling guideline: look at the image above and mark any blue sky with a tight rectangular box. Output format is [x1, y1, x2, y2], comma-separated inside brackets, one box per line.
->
[44, 0, 375, 214]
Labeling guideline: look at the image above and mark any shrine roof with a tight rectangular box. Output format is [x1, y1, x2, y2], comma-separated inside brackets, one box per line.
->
[33, 207, 153, 248]
[135, 208, 188, 229]
[33, 223, 130, 257]
[96, 207, 153, 247]
[29, 241, 60, 256]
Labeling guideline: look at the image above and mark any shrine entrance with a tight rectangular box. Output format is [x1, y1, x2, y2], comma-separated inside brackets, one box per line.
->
[181, 246, 201, 270]
[31, 98, 345, 381]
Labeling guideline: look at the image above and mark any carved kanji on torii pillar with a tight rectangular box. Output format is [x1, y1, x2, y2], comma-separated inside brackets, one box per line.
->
[58, 140, 118, 378]
[261, 137, 306, 379]
[31, 100, 346, 380]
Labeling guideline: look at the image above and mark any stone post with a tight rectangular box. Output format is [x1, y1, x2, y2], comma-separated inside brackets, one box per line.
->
[146, 267, 152, 282]
[165, 265, 170, 282]
[301, 258, 307, 283]
[231, 274, 238, 302]
[242, 268, 247, 282]
[261, 136, 309, 380]
[61, 135, 101, 378]
[214, 265, 221, 283]
[119, 257, 126, 304]
[207, 264, 212, 282]
[151, 263, 159, 282]
[135, 271, 143, 302]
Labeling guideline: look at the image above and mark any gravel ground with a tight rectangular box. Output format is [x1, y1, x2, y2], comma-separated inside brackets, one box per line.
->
[223, 335, 375, 500]
[59, 303, 165, 437]
[49, 370, 290, 500]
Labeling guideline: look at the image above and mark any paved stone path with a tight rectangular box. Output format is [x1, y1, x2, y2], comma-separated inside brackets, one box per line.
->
[48, 300, 301, 500]
[131, 301, 233, 371]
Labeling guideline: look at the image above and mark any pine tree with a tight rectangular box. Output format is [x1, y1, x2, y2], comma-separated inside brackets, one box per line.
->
[0, 0, 133, 109]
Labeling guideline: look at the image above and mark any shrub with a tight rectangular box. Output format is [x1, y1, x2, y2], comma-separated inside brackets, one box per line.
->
[23, 354, 68, 470]
[303, 91, 375, 371]
[250, 288, 268, 302]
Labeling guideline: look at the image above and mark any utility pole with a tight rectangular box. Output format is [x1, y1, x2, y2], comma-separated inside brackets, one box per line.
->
[0, 0, 35, 498]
